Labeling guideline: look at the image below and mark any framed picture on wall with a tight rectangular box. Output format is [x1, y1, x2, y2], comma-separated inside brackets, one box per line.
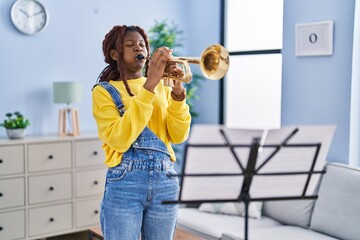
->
[295, 21, 334, 56]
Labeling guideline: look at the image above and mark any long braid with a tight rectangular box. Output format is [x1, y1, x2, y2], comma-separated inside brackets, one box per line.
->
[97, 26, 123, 83]
[97, 25, 151, 97]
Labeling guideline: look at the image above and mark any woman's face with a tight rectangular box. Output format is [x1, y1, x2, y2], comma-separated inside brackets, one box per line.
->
[121, 30, 148, 77]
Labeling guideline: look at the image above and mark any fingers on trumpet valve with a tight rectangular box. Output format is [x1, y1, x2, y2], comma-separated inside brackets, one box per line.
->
[157, 46, 172, 56]
[165, 63, 185, 78]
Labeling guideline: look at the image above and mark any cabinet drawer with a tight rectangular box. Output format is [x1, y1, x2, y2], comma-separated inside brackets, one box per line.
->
[0, 145, 24, 176]
[29, 203, 72, 237]
[28, 142, 71, 172]
[29, 173, 72, 204]
[0, 210, 25, 240]
[75, 139, 104, 167]
[76, 198, 101, 227]
[0, 177, 25, 209]
[76, 169, 106, 197]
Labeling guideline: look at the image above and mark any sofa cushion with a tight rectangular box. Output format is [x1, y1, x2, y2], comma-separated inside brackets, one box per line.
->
[198, 202, 263, 219]
[262, 199, 316, 228]
[177, 208, 281, 240]
[310, 163, 360, 240]
[221, 226, 339, 240]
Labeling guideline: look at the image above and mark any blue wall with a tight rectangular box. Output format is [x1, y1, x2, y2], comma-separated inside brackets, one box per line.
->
[281, 0, 356, 164]
[185, 0, 222, 124]
[1, 0, 358, 165]
[0, 0, 221, 137]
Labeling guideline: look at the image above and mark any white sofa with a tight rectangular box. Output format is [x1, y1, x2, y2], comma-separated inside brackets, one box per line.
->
[176, 162, 360, 240]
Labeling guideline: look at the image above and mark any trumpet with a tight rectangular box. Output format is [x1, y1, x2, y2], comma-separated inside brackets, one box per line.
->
[137, 44, 230, 86]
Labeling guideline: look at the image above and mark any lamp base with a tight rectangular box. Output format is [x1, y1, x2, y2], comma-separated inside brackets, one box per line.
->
[58, 108, 80, 136]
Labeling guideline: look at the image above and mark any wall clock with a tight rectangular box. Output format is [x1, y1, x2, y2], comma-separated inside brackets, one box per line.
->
[10, 0, 48, 35]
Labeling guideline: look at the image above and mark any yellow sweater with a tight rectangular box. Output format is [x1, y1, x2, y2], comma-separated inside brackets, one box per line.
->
[92, 77, 191, 167]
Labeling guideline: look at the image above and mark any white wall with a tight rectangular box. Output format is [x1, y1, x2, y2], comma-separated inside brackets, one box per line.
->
[350, 0, 360, 166]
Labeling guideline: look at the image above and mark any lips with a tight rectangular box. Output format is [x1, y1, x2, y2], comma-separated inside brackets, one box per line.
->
[136, 54, 146, 60]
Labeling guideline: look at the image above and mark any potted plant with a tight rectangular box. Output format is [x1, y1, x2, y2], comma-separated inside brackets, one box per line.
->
[0, 111, 30, 139]
[148, 19, 205, 118]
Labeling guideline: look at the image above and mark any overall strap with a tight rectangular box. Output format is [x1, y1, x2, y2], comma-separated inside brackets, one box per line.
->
[94, 82, 125, 116]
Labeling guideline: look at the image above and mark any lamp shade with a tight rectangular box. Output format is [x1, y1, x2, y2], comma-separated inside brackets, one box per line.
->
[53, 81, 83, 104]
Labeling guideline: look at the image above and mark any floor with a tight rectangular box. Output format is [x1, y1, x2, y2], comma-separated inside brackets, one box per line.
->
[43, 228, 203, 240]
[44, 231, 88, 240]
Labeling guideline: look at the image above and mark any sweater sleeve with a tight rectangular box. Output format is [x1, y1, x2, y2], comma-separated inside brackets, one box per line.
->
[92, 85, 155, 153]
[166, 90, 192, 144]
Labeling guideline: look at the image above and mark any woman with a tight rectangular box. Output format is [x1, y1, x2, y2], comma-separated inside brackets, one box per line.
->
[92, 25, 191, 239]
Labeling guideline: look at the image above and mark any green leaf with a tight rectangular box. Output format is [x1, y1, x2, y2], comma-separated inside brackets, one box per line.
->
[148, 19, 203, 118]
[0, 111, 30, 129]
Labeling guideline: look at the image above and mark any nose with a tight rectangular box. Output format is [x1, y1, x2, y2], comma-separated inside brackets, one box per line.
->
[133, 45, 142, 52]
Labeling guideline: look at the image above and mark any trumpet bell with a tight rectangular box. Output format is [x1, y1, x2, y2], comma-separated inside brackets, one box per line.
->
[162, 44, 230, 86]
[200, 44, 230, 80]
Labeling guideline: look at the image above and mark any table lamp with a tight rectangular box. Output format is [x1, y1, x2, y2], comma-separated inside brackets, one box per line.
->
[53, 81, 83, 136]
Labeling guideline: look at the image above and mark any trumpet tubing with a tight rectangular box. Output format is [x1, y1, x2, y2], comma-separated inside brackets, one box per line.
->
[163, 44, 230, 83]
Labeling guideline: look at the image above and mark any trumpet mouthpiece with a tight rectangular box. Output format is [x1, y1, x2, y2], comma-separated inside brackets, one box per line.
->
[136, 54, 146, 60]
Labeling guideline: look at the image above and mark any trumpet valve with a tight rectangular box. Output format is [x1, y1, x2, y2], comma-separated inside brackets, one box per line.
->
[163, 77, 175, 87]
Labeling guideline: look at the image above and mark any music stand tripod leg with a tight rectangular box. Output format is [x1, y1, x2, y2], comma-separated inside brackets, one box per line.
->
[239, 192, 251, 240]
[239, 138, 260, 240]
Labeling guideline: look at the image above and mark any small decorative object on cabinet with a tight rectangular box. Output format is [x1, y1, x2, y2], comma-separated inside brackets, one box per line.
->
[0, 112, 30, 139]
[0, 133, 106, 240]
[53, 81, 83, 136]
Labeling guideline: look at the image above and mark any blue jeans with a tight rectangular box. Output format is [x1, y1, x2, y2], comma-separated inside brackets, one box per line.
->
[100, 151, 179, 240]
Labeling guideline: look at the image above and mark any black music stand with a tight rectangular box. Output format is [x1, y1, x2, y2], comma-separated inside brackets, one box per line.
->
[164, 124, 335, 240]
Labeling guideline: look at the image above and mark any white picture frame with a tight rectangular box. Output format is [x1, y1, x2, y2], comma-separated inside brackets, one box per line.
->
[295, 21, 334, 56]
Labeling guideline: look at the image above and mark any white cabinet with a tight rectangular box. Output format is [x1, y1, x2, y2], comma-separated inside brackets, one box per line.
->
[76, 169, 106, 198]
[75, 140, 104, 167]
[0, 134, 106, 240]
[28, 142, 72, 172]
[0, 210, 25, 240]
[0, 177, 25, 209]
[29, 203, 73, 237]
[0, 145, 24, 175]
[76, 198, 102, 228]
[29, 173, 72, 204]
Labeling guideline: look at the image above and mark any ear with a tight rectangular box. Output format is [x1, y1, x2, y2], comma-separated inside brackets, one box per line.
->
[110, 49, 118, 61]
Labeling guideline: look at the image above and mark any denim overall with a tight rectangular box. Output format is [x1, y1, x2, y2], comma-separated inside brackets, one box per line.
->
[96, 82, 179, 240]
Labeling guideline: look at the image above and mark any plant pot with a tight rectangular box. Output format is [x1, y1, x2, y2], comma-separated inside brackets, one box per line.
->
[6, 128, 26, 139]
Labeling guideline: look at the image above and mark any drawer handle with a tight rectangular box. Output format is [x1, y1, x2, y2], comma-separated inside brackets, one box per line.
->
[48, 155, 54, 159]
[93, 180, 98, 185]
[49, 218, 54, 222]
[0, 226, 3, 231]
[94, 210, 99, 214]
[0, 159, 3, 163]
[0, 193, 3, 197]
[93, 151, 98, 155]
[49, 186, 54, 191]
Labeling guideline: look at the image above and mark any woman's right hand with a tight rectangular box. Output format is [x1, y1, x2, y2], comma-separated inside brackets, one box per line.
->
[144, 47, 173, 92]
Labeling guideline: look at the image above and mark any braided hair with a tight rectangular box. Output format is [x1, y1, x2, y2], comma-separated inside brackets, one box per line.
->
[97, 25, 150, 96]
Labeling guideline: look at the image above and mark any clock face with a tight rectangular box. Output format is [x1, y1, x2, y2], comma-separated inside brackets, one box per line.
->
[11, 0, 48, 35]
